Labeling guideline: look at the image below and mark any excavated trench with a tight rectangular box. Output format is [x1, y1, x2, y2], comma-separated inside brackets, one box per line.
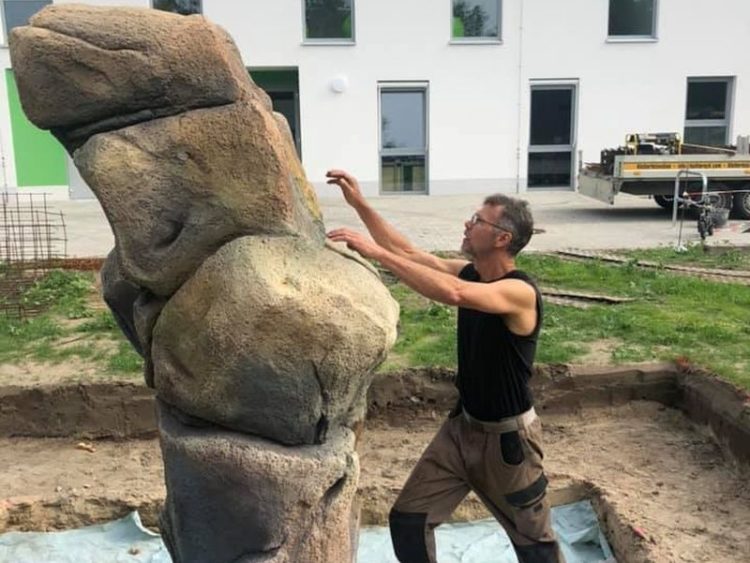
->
[1, 363, 749, 562]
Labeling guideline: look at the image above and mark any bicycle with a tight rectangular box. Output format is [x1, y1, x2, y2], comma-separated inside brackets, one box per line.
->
[675, 192, 729, 249]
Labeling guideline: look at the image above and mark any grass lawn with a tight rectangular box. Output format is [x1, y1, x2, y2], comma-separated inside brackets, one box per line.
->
[0, 270, 143, 379]
[625, 244, 750, 270]
[1, 244, 748, 391]
[382, 245, 750, 391]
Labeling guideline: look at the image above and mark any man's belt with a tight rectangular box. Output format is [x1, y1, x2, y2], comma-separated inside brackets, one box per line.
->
[461, 407, 537, 433]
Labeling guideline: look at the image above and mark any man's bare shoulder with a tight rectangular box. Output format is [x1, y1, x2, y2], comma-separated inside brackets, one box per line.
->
[491, 277, 537, 308]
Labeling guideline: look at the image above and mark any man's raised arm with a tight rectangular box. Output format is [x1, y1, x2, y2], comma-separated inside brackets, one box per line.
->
[326, 169, 468, 276]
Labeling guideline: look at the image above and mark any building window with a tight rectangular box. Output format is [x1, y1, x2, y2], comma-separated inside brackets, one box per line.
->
[304, 0, 354, 42]
[684, 78, 734, 147]
[452, 0, 501, 41]
[152, 0, 202, 15]
[528, 84, 577, 188]
[608, 0, 656, 38]
[379, 84, 428, 194]
[2, 0, 51, 36]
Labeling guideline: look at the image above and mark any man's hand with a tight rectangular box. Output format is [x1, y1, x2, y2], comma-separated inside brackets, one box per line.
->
[327, 228, 384, 260]
[326, 169, 366, 209]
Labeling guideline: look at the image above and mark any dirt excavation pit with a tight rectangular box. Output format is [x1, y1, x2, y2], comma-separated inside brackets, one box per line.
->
[1, 363, 749, 562]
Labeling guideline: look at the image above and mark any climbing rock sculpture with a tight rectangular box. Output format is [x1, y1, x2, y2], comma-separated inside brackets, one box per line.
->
[10, 5, 398, 562]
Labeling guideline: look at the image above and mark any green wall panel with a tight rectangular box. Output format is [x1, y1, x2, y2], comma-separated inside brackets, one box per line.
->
[6, 70, 67, 187]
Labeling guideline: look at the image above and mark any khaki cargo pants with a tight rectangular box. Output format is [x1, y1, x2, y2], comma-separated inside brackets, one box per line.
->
[389, 409, 564, 563]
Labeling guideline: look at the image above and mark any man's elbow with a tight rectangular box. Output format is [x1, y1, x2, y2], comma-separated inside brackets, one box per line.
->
[444, 287, 463, 307]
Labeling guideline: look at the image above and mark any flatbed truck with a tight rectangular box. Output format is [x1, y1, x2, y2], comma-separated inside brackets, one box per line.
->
[578, 133, 750, 219]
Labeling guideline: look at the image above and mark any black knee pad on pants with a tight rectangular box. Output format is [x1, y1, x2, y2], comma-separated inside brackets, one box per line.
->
[514, 541, 563, 563]
[388, 509, 431, 563]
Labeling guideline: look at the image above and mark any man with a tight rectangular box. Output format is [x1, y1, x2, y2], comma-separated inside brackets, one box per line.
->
[326, 170, 564, 563]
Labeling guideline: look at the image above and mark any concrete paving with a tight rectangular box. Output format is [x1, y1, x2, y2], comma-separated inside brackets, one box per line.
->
[51, 191, 750, 258]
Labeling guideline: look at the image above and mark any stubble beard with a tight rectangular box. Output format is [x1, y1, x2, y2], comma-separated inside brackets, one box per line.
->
[461, 238, 474, 259]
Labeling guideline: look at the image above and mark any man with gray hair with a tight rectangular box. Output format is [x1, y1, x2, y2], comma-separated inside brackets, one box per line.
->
[326, 169, 563, 563]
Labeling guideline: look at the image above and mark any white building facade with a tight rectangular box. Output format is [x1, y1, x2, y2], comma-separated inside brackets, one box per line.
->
[0, 0, 749, 199]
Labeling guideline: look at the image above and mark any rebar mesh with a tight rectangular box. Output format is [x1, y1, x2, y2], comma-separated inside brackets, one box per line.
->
[0, 193, 68, 319]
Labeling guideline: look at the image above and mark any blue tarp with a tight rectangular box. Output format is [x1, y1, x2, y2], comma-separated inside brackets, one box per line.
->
[358, 501, 615, 563]
[0, 501, 614, 563]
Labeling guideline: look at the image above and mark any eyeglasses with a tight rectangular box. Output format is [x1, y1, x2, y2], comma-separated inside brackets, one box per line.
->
[468, 213, 511, 233]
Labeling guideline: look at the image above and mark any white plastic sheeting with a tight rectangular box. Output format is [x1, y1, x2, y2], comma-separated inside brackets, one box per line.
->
[358, 501, 615, 563]
[0, 512, 170, 563]
[0, 501, 614, 563]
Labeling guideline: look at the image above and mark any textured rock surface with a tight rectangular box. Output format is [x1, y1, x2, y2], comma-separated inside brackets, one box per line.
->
[158, 401, 360, 563]
[75, 101, 323, 296]
[132, 293, 167, 389]
[153, 237, 399, 445]
[8, 4, 266, 147]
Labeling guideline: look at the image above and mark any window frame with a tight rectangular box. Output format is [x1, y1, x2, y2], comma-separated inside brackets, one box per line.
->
[606, 0, 658, 42]
[527, 81, 578, 190]
[1, 0, 52, 43]
[301, 0, 356, 45]
[449, 0, 503, 45]
[151, 0, 203, 15]
[378, 82, 430, 195]
[684, 76, 735, 147]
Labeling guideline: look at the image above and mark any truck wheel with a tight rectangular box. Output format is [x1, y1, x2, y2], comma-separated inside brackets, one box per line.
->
[732, 191, 750, 219]
[708, 189, 733, 211]
[653, 195, 674, 209]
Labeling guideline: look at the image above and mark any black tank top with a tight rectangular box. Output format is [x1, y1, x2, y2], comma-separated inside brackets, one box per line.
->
[456, 265, 543, 421]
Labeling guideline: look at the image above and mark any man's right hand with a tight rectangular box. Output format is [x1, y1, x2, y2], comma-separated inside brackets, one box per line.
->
[326, 169, 366, 209]
[327, 169, 467, 277]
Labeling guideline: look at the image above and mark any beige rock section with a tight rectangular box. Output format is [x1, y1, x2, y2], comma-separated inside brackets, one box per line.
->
[9, 4, 266, 143]
[152, 236, 400, 445]
[75, 101, 323, 296]
[11, 4, 322, 298]
[158, 401, 360, 563]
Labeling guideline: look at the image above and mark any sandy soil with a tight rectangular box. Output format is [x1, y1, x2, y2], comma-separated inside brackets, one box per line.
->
[2, 401, 748, 562]
[0, 358, 126, 387]
[542, 403, 750, 562]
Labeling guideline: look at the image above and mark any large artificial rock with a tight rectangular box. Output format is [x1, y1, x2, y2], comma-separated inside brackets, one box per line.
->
[10, 6, 399, 562]
[152, 236, 399, 445]
[158, 401, 360, 563]
[8, 4, 266, 149]
[75, 100, 323, 296]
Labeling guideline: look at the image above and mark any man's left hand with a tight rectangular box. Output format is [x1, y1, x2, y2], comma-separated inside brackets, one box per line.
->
[327, 228, 384, 260]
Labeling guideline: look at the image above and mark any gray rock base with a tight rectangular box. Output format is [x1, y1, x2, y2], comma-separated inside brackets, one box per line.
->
[158, 400, 359, 563]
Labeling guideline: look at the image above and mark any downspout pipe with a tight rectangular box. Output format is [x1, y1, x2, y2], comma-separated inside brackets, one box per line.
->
[514, 0, 525, 193]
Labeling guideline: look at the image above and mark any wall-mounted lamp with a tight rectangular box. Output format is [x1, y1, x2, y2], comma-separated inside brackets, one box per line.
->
[330, 75, 348, 94]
